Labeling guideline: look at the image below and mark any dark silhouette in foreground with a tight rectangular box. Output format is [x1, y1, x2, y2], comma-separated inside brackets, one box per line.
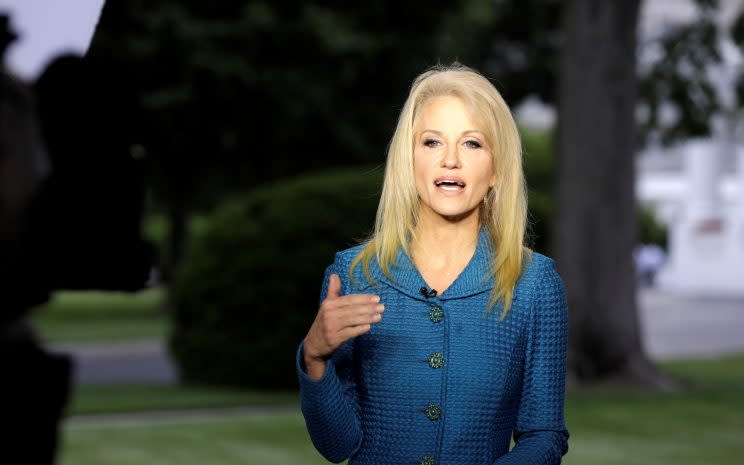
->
[0, 14, 152, 464]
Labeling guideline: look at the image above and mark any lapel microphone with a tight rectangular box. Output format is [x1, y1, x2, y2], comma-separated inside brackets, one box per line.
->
[420, 287, 438, 298]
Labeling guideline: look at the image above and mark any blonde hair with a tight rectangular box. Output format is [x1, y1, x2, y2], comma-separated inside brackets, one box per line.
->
[350, 63, 531, 318]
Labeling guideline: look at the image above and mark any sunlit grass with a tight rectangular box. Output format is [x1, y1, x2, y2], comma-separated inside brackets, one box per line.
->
[29, 287, 167, 343]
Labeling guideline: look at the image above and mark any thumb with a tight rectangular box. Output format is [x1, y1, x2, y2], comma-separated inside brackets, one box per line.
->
[327, 273, 341, 299]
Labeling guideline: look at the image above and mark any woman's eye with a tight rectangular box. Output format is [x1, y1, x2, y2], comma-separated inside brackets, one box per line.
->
[464, 140, 482, 149]
[423, 138, 440, 148]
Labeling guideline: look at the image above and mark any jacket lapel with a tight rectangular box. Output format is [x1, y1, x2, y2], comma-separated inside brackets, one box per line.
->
[354, 228, 496, 301]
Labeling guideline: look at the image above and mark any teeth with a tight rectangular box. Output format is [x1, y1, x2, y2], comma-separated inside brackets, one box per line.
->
[435, 180, 464, 187]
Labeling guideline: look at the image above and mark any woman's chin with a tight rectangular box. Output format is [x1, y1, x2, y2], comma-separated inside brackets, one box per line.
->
[431, 206, 480, 224]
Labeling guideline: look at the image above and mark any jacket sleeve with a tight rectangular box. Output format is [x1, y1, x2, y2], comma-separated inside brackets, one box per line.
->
[494, 257, 570, 465]
[296, 258, 363, 463]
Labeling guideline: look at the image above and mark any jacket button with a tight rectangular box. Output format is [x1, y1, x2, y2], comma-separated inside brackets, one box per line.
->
[425, 403, 441, 420]
[420, 455, 436, 465]
[428, 352, 444, 369]
[429, 306, 443, 323]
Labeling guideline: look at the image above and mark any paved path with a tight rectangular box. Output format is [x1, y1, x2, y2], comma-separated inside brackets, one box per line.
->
[49, 340, 177, 385]
[49, 288, 744, 385]
[639, 288, 744, 359]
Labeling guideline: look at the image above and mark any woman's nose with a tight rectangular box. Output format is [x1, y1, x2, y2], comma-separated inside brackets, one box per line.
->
[441, 146, 461, 169]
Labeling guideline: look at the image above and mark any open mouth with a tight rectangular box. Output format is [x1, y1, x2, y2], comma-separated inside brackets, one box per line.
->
[434, 178, 466, 191]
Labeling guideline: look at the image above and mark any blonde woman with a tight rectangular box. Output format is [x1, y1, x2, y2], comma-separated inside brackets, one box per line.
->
[297, 64, 569, 465]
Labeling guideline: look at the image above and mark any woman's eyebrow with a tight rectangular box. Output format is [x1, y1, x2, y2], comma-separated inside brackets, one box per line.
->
[419, 129, 484, 136]
[421, 129, 483, 136]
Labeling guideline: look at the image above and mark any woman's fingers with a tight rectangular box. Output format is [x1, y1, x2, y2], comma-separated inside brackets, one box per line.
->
[342, 307, 384, 327]
[327, 273, 342, 299]
[317, 302, 383, 347]
[309, 291, 384, 359]
[321, 274, 378, 307]
[325, 302, 382, 326]
[337, 323, 373, 341]
[327, 293, 380, 306]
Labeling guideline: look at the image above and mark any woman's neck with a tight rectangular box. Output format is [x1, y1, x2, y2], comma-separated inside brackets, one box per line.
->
[410, 205, 480, 268]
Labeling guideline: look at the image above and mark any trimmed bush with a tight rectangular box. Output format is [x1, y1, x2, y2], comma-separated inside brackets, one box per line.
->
[169, 167, 382, 389]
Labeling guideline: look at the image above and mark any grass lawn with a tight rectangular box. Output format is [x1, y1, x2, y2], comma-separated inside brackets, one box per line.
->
[29, 287, 167, 343]
[62, 411, 327, 465]
[564, 355, 744, 465]
[68, 384, 297, 416]
[57, 355, 744, 465]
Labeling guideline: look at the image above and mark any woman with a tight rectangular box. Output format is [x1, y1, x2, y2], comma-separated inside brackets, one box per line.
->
[296, 64, 569, 465]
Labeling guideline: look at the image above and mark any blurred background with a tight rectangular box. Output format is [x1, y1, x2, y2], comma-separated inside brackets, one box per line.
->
[0, 0, 742, 464]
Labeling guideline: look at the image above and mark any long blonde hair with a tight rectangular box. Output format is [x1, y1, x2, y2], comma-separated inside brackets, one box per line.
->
[350, 63, 530, 318]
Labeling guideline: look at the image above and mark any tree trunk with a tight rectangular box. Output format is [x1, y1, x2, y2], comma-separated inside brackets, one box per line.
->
[554, 0, 678, 389]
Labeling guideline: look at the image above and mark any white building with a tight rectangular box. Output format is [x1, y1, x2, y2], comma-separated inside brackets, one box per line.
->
[636, 0, 744, 296]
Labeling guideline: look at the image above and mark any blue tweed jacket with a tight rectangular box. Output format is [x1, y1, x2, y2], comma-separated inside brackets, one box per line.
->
[296, 229, 569, 465]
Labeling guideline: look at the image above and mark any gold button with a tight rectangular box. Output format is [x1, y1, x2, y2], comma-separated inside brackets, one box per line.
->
[425, 403, 441, 420]
[428, 352, 444, 369]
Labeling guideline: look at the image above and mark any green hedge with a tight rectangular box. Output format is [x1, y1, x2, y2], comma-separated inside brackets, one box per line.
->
[169, 167, 383, 388]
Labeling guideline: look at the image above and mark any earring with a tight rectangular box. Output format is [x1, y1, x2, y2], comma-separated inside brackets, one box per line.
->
[483, 187, 493, 205]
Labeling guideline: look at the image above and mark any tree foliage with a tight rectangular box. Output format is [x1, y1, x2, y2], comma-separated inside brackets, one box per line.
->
[87, 0, 568, 277]
[88, 0, 513, 206]
[638, 0, 744, 145]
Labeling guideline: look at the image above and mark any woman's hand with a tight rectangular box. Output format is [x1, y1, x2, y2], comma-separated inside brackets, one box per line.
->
[303, 273, 384, 380]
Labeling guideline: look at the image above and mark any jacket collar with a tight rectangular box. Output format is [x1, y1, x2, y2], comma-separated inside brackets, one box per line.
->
[361, 227, 495, 301]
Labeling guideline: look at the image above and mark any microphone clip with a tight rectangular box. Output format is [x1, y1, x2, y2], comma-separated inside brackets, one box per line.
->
[419, 286, 438, 298]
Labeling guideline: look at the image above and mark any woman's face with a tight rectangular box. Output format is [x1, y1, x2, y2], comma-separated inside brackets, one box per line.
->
[412, 95, 495, 223]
